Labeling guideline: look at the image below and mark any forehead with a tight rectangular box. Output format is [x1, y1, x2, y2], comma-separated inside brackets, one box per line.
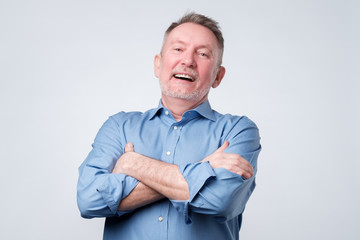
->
[164, 23, 219, 49]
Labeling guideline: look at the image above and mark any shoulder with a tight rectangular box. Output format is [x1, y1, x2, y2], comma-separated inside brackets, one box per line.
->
[211, 111, 260, 142]
[211, 112, 261, 156]
[108, 108, 156, 124]
[94, 108, 155, 140]
[213, 111, 258, 130]
[95, 108, 155, 134]
[110, 111, 143, 121]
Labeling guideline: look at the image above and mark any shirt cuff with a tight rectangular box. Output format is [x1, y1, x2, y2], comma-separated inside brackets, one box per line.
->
[170, 161, 216, 224]
[96, 174, 139, 215]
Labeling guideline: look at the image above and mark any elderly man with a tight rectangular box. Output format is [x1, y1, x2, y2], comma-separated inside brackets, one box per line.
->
[77, 12, 261, 240]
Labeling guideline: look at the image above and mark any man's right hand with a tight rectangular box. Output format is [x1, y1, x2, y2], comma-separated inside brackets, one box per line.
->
[201, 140, 254, 179]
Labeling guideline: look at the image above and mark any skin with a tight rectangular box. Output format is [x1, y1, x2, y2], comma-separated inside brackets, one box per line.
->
[114, 23, 253, 211]
[154, 22, 226, 121]
[116, 143, 164, 211]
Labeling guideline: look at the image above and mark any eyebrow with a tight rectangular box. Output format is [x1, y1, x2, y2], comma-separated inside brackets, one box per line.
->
[170, 40, 214, 53]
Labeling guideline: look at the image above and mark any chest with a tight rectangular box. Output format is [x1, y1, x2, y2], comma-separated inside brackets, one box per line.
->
[121, 118, 224, 165]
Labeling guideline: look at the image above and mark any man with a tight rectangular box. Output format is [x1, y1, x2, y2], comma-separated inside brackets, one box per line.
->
[77, 12, 261, 239]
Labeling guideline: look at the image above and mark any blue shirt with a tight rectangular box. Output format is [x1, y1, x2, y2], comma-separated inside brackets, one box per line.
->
[77, 100, 261, 239]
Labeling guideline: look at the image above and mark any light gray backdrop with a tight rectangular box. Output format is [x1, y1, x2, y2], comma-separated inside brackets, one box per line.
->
[1, 0, 359, 239]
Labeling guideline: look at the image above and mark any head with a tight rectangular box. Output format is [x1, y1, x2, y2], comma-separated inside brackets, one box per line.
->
[154, 13, 226, 106]
[163, 13, 224, 66]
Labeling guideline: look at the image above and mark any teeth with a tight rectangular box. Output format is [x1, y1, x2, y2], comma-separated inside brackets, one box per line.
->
[174, 74, 194, 81]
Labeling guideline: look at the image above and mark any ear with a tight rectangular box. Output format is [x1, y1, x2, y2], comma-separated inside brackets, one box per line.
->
[212, 66, 226, 88]
[154, 54, 161, 78]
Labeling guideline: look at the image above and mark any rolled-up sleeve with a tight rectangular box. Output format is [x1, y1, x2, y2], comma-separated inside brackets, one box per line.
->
[170, 117, 261, 224]
[77, 116, 139, 218]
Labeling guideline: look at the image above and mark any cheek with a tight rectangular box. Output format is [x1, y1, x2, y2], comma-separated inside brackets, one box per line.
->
[160, 66, 170, 79]
[160, 59, 174, 75]
[199, 67, 216, 82]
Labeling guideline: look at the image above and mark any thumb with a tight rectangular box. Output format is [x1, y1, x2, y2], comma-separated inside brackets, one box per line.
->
[215, 140, 229, 153]
[124, 142, 135, 153]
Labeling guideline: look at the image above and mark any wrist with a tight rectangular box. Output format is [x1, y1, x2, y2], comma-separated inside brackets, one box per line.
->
[121, 152, 138, 173]
[113, 152, 139, 174]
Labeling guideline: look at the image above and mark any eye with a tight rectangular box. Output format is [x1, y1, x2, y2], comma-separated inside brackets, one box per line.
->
[198, 51, 210, 58]
[174, 48, 182, 52]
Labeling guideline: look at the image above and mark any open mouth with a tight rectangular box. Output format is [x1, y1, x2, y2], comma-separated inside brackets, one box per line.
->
[173, 74, 195, 82]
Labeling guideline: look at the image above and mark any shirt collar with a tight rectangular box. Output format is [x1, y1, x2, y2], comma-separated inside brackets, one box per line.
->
[148, 99, 216, 121]
[191, 100, 216, 121]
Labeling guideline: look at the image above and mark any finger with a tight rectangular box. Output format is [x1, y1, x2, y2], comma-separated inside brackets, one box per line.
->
[215, 140, 229, 153]
[237, 168, 252, 179]
[234, 162, 253, 179]
[124, 142, 135, 152]
[242, 162, 254, 176]
[245, 165, 254, 179]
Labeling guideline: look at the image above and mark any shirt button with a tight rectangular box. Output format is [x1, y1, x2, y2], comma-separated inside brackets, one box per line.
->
[166, 151, 171, 156]
[165, 111, 169, 115]
[158, 216, 163, 222]
[173, 126, 178, 130]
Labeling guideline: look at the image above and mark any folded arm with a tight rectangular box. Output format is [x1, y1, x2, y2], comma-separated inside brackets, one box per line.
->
[77, 117, 140, 218]
[113, 143, 190, 203]
[117, 182, 164, 211]
[114, 140, 255, 213]
[172, 120, 261, 223]
[115, 143, 165, 211]
[78, 115, 260, 221]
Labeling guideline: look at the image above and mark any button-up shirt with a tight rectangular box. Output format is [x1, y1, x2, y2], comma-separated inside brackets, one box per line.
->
[77, 100, 261, 239]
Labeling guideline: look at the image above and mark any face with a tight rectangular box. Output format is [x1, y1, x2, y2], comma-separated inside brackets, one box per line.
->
[154, 23, 225, 105]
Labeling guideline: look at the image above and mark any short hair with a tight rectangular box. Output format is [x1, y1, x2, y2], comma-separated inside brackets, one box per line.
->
[163, 12, 224, 65]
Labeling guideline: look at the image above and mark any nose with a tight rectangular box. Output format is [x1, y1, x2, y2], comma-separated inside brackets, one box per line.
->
[180, 52, 197, 68]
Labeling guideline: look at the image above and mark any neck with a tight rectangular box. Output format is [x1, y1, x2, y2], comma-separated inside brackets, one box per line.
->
[161, 95, 208, 121]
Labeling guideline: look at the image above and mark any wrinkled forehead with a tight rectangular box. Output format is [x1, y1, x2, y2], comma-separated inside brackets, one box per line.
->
[161, 23, 222, 55]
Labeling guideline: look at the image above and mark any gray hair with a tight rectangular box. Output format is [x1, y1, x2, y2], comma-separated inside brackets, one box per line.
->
[163, 12, 224, 65]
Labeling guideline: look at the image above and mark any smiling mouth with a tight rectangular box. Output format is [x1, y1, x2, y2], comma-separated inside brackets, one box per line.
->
[173, 74, 195, 82]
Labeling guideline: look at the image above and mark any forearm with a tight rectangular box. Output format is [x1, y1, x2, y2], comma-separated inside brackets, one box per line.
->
[118, 182, 164, 211]
[188, 167, 256, 218]
[170, 161, 257, 224]
[77, 169, 139, 218]
[116, 152, 190, 200]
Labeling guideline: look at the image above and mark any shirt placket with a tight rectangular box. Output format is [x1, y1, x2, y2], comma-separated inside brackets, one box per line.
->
[158, 111, 183, 239]
[161, 113, 182, 164]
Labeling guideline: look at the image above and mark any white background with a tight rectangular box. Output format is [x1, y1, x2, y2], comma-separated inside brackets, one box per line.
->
[1, 0, 359, 239]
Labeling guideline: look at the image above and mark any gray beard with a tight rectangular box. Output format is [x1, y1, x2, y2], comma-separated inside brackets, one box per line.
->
[159, 81, 210, 101]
